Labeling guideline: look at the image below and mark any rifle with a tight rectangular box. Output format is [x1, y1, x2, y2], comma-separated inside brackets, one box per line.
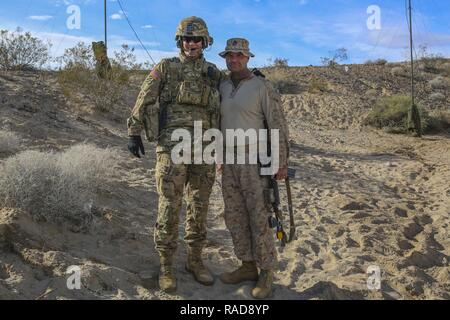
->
[267, 168, 296, 247]
[262, 120, 296, 247]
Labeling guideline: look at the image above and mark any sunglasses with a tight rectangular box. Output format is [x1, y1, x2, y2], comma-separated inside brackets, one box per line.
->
[182, 36, 203, 43]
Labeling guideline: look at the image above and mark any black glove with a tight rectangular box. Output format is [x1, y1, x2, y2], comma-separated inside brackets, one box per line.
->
[128, 135, 145, 158]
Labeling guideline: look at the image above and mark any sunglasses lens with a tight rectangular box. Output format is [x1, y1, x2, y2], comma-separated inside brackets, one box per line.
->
[184, 37, 202, 43]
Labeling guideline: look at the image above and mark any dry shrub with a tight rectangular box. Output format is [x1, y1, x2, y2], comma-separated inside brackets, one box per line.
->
[365, 59, 387, 66]
[0, 144, 119, 230]
[0, 130, 20, 155]
[429, 76, 449, 90]
[440, 62, 450, 77]
[426, 109, 450, 133]
[57, 43, 141, 113]
[308, 76, 328, 94]
[429, 92, 446, 102]
[265, 69, 298, 94]
[391, 66, 408, 77]
[0, 28, 51, 70]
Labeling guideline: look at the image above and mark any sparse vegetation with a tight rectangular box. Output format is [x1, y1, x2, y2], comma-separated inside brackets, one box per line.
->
[0, 28, 51, 71]
[265, 69, 298, 94]
[429, 92, 446, 102]
[417, 45, 445, 74]
[426, 109, 450, 133]
[308, 76, 328, 93]
[0, 130, 20, 155]
[320, 48, 348, 67]
[0, 144, 119, 230]
[429, 76, 449, 90]
[268, 57, 289, 68]
[391, 66, 408, 77]
[441, 62, 450, 77]
[57, 43, 141, 113]
[364, 95, 429, 134]
[365, 59, 388, 66]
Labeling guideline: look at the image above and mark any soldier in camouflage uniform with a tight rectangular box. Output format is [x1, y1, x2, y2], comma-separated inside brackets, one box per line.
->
[217, 38, 290, 299]
[127, 17, 222, 293]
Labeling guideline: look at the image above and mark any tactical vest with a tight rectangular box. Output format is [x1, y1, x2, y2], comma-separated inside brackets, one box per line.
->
[155, 56, 221, 150]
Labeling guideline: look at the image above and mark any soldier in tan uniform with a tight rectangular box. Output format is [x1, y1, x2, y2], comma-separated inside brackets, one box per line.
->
[127, 17, 222, 293]
[218, 38, 289, 299]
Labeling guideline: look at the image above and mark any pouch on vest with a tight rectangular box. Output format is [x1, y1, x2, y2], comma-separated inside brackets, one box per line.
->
[176, 81, 210, 107]
[142, 105, 159, 142]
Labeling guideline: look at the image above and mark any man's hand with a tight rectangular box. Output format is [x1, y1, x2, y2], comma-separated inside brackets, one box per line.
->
[128, 135, 145, 158]
[216, 164, 224, 174]
[275, 166, 288, 180]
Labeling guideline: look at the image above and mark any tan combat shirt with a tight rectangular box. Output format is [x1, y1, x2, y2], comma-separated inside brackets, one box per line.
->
[220, 74, 289, 167]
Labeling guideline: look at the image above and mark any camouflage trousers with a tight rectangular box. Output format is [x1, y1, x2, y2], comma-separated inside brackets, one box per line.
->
[222, 163, 277, 270]
[154, 152, 215, 256]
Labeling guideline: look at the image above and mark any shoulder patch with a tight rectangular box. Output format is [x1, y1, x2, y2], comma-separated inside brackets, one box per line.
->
[149, 69, 161, 80]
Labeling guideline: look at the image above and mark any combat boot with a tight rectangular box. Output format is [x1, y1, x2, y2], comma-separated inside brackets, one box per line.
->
[251, 269, 273, 299]
[159, 255, 177, 293]
[185, 247, 214, 286]
[219, 261, 258, 284]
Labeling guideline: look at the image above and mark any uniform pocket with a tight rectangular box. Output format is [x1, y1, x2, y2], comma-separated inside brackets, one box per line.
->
[176, 81, 210, 107]
[143, 106, 159, 142]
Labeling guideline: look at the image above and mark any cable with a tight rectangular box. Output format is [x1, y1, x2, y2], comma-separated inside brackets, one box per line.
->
[115, 0, 156, 65]
[405, 0, 418, 60]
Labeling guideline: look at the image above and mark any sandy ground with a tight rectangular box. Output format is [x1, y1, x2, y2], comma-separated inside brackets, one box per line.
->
[0, 70, 449, 300]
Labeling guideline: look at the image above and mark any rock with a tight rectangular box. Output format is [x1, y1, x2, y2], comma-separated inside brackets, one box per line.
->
[394, 207, 408, 217]
[345, 237, 360, 248]
[403, 222, 424, 240]
[341, 201, 370, 211]
[400, 249, 448, 269]
[397, 239, 414, 251]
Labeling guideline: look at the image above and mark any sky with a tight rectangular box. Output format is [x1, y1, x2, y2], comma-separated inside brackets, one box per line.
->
[0, 0, 449, 69]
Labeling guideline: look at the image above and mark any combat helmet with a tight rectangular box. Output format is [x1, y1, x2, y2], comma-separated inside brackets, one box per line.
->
[175, 16, 213, 49]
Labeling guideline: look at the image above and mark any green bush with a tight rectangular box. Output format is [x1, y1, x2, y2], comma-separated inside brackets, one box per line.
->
[364, 95, 429, 133]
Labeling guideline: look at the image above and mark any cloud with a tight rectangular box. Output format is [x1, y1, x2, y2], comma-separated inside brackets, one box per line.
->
[28, 15, 54, 21]
[141, 25, 153, 29]
[110, 13, 122, 20]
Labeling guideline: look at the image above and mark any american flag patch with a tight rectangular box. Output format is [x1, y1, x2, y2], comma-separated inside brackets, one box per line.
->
[150, 69, 160, 79]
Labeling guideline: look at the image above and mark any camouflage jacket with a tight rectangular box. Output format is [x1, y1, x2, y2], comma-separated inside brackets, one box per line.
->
[127, 53, 222, 152]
